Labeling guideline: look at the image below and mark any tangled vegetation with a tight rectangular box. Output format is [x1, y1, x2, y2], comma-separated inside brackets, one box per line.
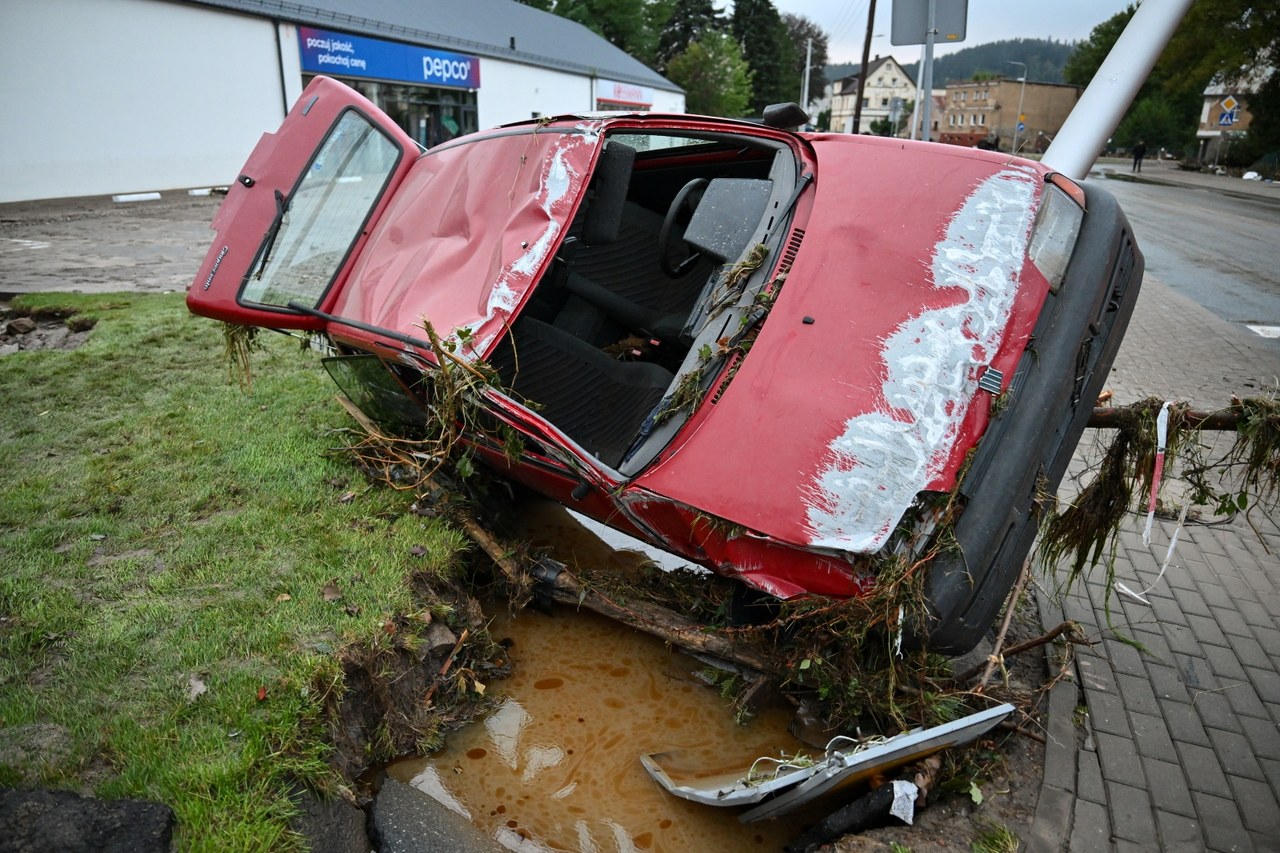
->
[1039, 395, 1280, 590]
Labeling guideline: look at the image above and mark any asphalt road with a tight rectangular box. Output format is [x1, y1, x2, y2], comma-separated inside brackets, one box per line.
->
[1091, 173, 1280, 351]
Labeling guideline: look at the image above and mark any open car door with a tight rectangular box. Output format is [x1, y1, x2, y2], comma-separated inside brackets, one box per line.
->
[187, 76, 418, 330]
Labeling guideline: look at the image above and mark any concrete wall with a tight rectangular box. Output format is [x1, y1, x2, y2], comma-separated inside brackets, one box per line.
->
[1, 0, 288, 202]
[478, 61, 592, 127]
[478, 60, 684, 127]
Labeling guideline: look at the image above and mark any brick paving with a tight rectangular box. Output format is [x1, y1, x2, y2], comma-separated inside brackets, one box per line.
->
[1033, 168, 1280, 852]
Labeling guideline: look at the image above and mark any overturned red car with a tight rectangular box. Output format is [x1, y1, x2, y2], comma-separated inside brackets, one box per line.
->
[188, 76, 1142, 653]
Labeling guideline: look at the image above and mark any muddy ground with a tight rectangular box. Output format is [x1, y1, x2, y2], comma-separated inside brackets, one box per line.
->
[0, 191, 221, 297]
[0, 192, 1059, 851]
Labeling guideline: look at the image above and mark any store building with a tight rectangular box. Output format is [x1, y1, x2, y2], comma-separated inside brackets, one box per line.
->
[1, 0, 682, 203]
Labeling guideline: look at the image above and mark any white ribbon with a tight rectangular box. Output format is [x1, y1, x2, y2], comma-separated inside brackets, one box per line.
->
[1142, 402, 1172, 546]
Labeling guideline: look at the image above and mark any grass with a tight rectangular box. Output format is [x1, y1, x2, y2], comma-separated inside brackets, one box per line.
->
[0, 293, 469, 850]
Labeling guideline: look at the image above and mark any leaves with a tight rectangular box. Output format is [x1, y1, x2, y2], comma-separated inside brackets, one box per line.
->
[667, 31, 753, 118]
[321, 581, 343, 603]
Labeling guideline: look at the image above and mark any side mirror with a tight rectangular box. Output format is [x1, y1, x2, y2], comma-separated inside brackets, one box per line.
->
[762, 103, 809, 130]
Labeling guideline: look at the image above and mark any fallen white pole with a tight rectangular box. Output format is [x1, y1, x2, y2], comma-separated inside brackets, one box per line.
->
[1042, 0, 1194, 180]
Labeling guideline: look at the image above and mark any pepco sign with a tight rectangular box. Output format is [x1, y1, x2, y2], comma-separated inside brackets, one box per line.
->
[298, 26, 481, 89]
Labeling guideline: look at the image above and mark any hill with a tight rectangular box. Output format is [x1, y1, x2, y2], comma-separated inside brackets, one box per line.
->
[826, 38, 1077, 88]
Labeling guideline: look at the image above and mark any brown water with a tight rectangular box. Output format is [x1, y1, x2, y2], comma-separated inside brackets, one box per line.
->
[388, 605, 811, 851]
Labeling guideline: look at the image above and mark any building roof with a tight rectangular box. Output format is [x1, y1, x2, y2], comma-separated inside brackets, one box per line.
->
[187, 0, 678, 91]
[835, 56, 914, 90]
[1203, 65, 1274, 97]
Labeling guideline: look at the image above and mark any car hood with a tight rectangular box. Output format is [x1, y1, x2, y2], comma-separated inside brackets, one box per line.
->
[634, 137, 1052, 558]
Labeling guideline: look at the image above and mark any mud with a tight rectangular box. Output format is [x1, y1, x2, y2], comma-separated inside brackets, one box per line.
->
[388, 605, 810, 851]
[0, 306, 96, 356]
[0, 192, 220, 296]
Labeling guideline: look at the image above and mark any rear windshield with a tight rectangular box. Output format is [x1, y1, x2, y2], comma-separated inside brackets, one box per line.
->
[241, 110, 400, 310]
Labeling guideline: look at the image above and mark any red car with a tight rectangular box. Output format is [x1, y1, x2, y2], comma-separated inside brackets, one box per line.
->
[188, 76, 1142, 653]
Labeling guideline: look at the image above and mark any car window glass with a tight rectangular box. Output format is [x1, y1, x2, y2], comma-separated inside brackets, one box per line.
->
[609, 132, 718, 154]
[241, 110, 400, 309]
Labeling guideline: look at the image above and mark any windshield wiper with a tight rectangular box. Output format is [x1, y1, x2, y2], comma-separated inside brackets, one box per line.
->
[252, 189, 287, 280]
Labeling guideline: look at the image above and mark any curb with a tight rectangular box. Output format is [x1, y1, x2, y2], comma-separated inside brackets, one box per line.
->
[1028, 586, 1085, 853]
[1093, 169, 1280, 207]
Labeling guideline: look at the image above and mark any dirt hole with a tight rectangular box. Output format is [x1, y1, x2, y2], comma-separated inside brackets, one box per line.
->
[0, 303, 97, 355]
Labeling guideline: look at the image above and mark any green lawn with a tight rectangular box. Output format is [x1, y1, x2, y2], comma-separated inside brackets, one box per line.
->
[0, 293, 469, 850]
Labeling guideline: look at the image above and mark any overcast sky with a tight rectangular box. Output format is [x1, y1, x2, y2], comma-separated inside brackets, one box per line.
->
[756, 1, 1136, 64]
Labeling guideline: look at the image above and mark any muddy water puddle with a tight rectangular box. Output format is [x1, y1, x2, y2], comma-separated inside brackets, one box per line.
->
[388, 502, 812, 851]
[389, 607, 808, 851]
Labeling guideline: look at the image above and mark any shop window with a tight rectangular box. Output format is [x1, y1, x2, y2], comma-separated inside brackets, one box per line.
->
[305, 75, 478, 149]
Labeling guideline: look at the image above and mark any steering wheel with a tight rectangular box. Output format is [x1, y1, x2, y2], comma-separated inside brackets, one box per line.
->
[658, 178, 708, 278]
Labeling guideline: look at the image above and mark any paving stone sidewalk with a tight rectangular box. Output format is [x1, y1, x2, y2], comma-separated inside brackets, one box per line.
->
[1032, 268, 1280, 851]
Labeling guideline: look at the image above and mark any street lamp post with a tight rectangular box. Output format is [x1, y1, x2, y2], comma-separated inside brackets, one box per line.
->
[1008, 60, 1027, 154]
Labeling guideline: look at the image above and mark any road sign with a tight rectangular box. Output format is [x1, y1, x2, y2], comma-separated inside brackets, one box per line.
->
[1018, 121, 1026, 132]
[891, 0, 968, 46]
[1219, 110, 1237, 126]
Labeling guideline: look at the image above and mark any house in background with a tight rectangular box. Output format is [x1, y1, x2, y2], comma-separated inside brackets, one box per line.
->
[939, 77, 1082, 154]
[1197, 67, 1273, 165]
[829, 56, 916, 134]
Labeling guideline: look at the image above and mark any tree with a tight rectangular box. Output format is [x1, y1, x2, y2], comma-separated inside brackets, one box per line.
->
[1062, 7, 1136, 90]
[643, 0, 678, 68]
[731, 0, 793, 115]
[1065, 2, 1279, 160]
[555, 0, 655, 62]
[655, 0, 722, 73]
[782, 13, 830, 107]
[1064, 5, 1198, 154]
[666, 30, 753, 117]
[1159, 0, 1279, 165]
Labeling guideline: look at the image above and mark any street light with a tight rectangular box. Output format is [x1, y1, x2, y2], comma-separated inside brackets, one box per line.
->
[1007, 61, 1027, 154]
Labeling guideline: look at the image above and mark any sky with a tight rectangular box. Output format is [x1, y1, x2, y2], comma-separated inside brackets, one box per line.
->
[742, 1, 1138, 65]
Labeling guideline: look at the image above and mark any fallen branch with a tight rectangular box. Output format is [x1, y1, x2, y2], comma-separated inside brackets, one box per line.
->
[528, 558, 784, 677]
[953, 620, 1084, 686]
[336, 394, 785, 676]
[420, 628, 469, 706]
[1089, 406, 1239, 430]
[995, 719, 1046, 744]
[973, 560, 1032, 692]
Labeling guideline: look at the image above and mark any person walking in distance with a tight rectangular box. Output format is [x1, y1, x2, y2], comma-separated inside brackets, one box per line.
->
[1132, 140, 1147, 172]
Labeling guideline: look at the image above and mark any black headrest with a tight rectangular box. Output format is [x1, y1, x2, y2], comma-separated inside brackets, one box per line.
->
[580, 141, 635, 246]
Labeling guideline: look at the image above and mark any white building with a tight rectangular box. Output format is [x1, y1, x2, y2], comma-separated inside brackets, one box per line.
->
[829, 56, 916, 135]
[1, 0, 683, 203]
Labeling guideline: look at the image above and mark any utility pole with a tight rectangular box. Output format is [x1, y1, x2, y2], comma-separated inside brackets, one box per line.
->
[853, 0, 877, 134]
[919, 0, 937, 141]
[1007, 60, 1027, 153]
[800, 38, 812, 114]
[1043, 0, 1195, 179]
